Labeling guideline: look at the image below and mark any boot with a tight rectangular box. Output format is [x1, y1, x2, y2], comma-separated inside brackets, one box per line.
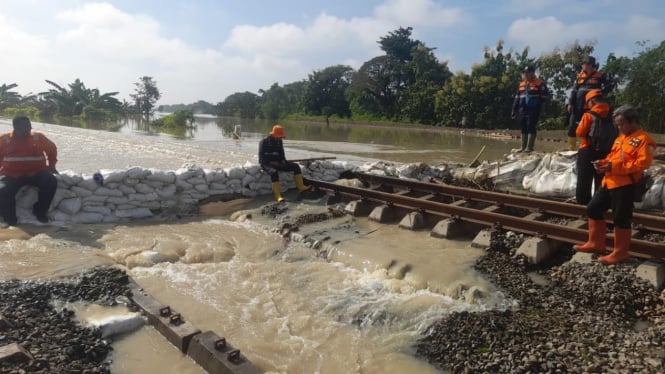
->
[567, 137, 577, 151]
[294, 174, 311, 192]
[271, 182, 284, 202]
[525, 134, 536, 152]
[599, 228, 632, 265]
[513, 135, 528, 153]
[573, 219, 607, 253]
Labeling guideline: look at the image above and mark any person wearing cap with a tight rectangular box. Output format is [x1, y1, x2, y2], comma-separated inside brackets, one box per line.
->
[258, 125, 311, 202]
[574, 89, 613, 205]
[574, 105, 656, 265]
[566, 56, 612, 150]
[511, 65, 549, 152]
[0, 116, 58, 225]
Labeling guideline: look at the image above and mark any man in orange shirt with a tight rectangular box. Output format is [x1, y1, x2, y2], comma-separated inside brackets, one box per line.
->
[0, 116, 58, 225]
[574, 89, 615, 205]
[574, 105, 656, 265]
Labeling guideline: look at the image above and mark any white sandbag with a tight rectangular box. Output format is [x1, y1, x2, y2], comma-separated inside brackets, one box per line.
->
[57, 197, 82, 215]
[522, 153, 577, 197]
[87, 312, 146, 338]
[636, 175, 664, 210]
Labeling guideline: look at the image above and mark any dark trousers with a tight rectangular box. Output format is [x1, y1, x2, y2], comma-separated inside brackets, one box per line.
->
[567, 110, 582, 137]
[516, 110, 540, 135]
[261, 162, 302, 182]
[587, 184, 634, 229]
[0, 171, 57, 225]
[575, 148, 604, 205]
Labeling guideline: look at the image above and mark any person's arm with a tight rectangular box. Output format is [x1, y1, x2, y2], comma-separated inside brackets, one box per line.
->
[258, 139, 266, 165]
[539, 81, 549, 102]
[40, 134, 58, 173]
[511, 87, 520, 117]
[576, 113, 592, 138]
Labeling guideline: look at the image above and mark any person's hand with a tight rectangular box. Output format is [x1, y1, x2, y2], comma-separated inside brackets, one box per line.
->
[566, 105, 572, 113]
[511, 112, 516, 119]
[592, 160, 611, 173]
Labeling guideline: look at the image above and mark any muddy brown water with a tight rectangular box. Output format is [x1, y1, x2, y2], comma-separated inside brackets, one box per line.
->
[0, 119, 565, 373]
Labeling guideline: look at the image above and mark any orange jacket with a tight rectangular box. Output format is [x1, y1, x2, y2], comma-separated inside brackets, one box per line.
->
[575, 102, 611, 149]
[0, 131, 58, 178]
[601, 129, 656, 189]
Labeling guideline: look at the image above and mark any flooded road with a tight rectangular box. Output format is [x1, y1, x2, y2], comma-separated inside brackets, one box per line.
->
[0, 118, 521, 373]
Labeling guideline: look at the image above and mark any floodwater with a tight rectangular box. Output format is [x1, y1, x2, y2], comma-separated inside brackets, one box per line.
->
[0, 116, 533, 373]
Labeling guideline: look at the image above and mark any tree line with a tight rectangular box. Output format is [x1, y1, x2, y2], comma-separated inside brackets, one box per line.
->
[1, 27, 664, 133]
[216, 28, 664, 133]
[0, 76, 161, 124]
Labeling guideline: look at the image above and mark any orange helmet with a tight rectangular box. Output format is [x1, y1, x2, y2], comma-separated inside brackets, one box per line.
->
[585, 89, 602, 103]
[270, 125, 285, 138]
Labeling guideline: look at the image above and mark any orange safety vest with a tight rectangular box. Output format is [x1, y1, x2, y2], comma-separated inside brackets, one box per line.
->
[0, 132, 58, 178]
[601, 129, 656, 189]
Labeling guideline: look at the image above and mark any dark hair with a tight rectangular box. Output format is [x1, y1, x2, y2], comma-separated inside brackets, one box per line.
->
[613, 105, 639, 123]
[12, 116, 31, 128]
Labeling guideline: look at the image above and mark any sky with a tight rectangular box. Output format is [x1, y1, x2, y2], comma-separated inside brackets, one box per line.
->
[1, 0, 664, 105]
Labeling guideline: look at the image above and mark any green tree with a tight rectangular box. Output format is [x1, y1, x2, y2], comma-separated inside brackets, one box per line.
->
[620, 40, 665, 132]
[347, 55, 400, 119]
[303, 65, 354, 119]
[131, 76, 161, 122]
[0, 83, 21, 111]
[39, 79, 122, 120]
[217, 92, 260, 118]
[398, 44, 452, 124]
[436, 41, 527, 129]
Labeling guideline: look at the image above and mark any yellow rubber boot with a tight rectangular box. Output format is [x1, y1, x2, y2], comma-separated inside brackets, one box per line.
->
[567, 137, 577, 151]
[272, 182, 284, 202]
[599, 228, 632, 265]
[294, 174, 311, 192]
[573, 219, 607, 253]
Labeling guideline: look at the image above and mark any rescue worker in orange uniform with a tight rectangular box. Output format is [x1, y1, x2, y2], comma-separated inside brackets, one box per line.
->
[511, 65, 549, 152]
[0, 116, 58, 225]
[574, 89, 613, 205]
[258, 125, 310, 202]
[574, 105, 656, 265]
[566, 56, 612, 150]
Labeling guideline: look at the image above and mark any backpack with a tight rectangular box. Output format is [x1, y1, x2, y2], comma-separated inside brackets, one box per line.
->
[587, 110, 618, 155]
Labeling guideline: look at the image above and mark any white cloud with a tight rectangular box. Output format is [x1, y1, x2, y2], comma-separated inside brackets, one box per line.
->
[374, 0, 463, 27]
[507, 17, 599, 54]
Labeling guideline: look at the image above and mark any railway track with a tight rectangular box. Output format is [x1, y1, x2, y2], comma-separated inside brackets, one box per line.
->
[304, 173, 665, 262]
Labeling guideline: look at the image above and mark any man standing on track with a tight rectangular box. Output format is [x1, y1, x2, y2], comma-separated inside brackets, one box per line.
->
[573, 105, 656, 265]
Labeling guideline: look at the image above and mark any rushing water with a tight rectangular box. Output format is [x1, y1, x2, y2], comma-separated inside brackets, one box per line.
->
[0, 116, 531, 373]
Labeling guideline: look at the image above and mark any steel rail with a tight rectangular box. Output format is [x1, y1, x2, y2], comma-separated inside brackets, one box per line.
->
[349, 172, 665, 234]
[305, 177, 664, 261]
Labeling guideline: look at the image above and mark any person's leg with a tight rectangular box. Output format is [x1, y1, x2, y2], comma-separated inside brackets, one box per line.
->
[574, 187, 611, 252]
[516, 114, 528, 152]
[575, 148, 594, 205]
[29, 171, 57, 222]
[524, 112, 539, 152]
[262, 166, 283, 202]
[0, 175, 22, 225]
[599, 186, 634, 264]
